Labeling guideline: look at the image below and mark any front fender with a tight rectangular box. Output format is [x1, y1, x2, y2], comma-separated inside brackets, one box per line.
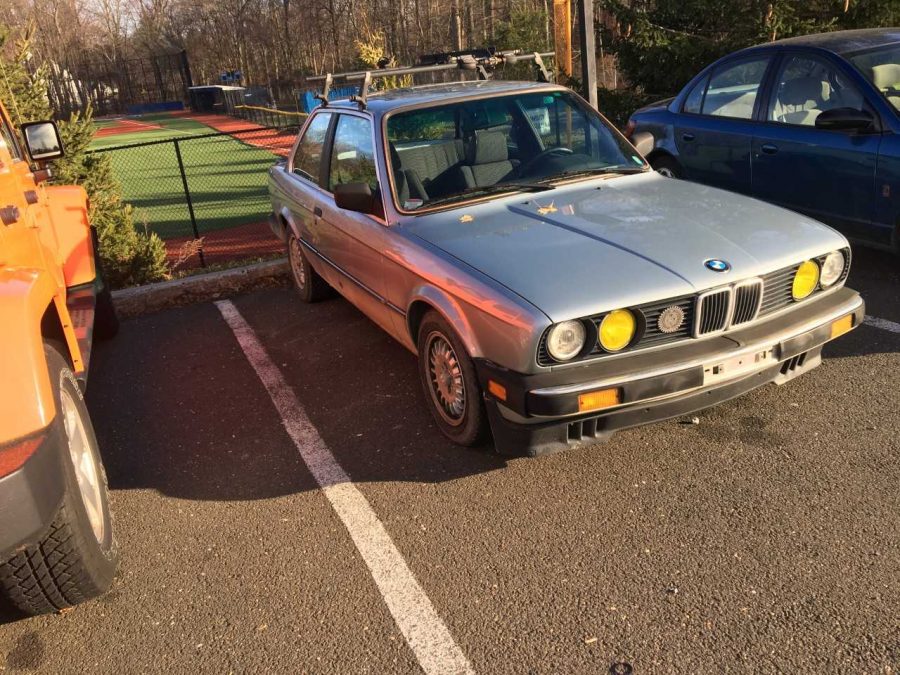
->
[42, 185, 95, 288]
[409, 285, 484, 358]
[0, 269, 62, 443]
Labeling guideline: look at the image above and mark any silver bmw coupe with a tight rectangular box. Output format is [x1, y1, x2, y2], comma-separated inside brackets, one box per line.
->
[267, 79, 863, 456]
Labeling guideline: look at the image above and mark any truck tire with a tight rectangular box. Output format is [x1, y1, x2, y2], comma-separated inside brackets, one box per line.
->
[0, 344, 118, 615]
[93, 285, 119, 340]
[287, 232, 330, 302]
[417, 311, 490, 447]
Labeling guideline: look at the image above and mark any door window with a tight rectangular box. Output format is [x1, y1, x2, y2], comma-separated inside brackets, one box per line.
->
[0, 114, 22, 160]
[768, 54, 866, 126]
[328, 115, 377, 192]
[701, 57, 771, 119]
[292, 112, 332, 183]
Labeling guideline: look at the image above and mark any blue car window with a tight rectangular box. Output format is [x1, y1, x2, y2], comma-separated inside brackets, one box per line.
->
[849, 45, 900, 112]
[701, 58, 770, 119]
[683, 75, 709, 114]
[769, 55, 866, 126]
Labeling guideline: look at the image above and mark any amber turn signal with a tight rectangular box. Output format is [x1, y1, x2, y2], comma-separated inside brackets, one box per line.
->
[577, 388, 621, 413]
[487, 379, 507, 401]
[830, 314, 854, 339]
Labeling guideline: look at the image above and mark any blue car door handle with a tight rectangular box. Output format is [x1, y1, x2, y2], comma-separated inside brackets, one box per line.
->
[681, 132, 695, 142]
[760, 143, 778, 155]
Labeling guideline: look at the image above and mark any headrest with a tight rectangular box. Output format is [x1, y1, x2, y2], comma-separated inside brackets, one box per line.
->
[779, 77, 829, 107]
[388, 142, 402, 171]
[466, 130, 508, 165]
[871, 63, 900, 90]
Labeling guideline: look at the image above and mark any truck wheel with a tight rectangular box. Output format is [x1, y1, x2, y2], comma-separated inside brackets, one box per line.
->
[0, 344, 118, 615]
[287, 233, 329, 302]
[93, 286, 119, 340]
[417, 311, 489, 447]
[651, 155, 683, 179]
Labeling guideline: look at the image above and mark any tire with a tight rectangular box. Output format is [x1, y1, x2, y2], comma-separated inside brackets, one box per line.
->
[287, 232, 330, 302]
[93, 286, 119, 340]
[651, 155, 683, 179]
[0, 344, 118, 615]
[417, 311, 489, 447]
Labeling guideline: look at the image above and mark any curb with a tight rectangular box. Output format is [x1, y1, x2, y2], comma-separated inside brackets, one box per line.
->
[112, 258, 290, 318]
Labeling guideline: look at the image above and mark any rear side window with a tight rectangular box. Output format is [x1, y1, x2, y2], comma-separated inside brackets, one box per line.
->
[682, 75, 709, 114]
[701, 58, 771, 119]
[328, 115, 377, 192]
[292, 112, 332, 183]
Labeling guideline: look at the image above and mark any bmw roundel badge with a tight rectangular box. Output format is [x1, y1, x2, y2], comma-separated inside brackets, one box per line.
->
[704, 258, 731, 273]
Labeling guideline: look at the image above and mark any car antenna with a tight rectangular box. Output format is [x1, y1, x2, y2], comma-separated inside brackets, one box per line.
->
[313, 73, 333, 107]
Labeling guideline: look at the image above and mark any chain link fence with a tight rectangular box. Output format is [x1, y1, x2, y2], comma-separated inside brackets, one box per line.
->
[90, 125, 301, 270]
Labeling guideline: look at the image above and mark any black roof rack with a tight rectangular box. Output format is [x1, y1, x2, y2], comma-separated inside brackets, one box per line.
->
[308, 49, 555, 109]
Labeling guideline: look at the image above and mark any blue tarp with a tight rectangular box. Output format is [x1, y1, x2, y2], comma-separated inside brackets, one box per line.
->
[126, 101, 185, 115]
[298, 86, 358, 113]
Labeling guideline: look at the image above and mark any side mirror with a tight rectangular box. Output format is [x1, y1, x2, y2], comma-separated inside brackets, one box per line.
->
[21, 121, 64, 161]
[814, 107, 875, 133]
[334, 182, 378, 215]
[631, 131, 655, 157]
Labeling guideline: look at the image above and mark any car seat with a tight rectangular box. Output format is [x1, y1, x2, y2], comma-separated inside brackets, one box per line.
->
[772, 76, 830, 125]
[457, 130, 518, 188]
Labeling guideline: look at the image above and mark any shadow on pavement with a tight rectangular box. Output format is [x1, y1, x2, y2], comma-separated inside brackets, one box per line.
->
[86, 297, 507, 503]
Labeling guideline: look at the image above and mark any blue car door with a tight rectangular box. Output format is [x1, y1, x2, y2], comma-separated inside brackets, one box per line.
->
[674, 54, 774, 195]
[751, 51, 881, 241]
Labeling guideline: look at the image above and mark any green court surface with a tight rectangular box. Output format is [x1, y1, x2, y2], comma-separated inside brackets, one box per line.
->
[91, 113, 215, 149]
[95, 126, 279, 240]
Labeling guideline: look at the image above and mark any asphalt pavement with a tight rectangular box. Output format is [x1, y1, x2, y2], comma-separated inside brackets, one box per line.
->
[0, 247, 898, 674]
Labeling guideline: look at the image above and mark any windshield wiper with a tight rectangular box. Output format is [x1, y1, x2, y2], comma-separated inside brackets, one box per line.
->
[541, 165, 648, 182]
[424, 182, 552, 208]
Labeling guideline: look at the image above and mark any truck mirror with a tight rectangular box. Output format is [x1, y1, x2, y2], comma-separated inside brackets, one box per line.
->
[21, 121, 64, 162]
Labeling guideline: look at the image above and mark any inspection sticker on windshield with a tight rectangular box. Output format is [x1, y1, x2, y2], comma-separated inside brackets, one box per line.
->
[703, 348, 774, 386]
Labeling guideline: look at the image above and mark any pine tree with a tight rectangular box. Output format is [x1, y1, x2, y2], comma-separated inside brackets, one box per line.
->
[0, 25, 168, 288]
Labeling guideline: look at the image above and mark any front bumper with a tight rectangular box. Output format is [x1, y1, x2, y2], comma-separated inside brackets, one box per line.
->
[476, 287, 864, 456]
[0, 426, 66, 561]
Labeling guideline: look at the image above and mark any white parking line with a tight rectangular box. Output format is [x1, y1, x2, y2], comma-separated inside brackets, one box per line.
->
[215, 300, 473, 675]
[865, 315, 900, 334]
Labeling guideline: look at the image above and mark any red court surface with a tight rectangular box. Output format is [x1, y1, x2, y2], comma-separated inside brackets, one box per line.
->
[173, 112, 297, 157]
[94, 118, 165, 138]
[164, 221, 283, 269]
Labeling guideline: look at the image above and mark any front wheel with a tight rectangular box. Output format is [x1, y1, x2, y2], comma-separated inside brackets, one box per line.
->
[417, 311, 489, 447]
[0, 344, 118, 615]
[651, 155, 683, 179]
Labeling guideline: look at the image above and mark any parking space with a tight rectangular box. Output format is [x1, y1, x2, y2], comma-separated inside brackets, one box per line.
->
[1, 251, 898, 673]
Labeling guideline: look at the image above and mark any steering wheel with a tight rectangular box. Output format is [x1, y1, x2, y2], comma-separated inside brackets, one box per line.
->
[519, 147, 574, 177]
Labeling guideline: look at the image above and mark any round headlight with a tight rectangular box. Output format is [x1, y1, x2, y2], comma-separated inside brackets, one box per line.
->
[819, 250, 845, 287]
[546, 320, 586, 361]
[792, 260, 820, 300]
[599, 309, 637, 352]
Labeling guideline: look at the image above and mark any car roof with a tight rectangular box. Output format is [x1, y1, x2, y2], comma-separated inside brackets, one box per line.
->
[756, 27, 900, 55]
[325, 79, 563, 113]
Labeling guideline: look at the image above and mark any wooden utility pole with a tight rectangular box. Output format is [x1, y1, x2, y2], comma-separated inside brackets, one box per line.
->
[450, 0, 463, 51]
[577, 0, 598, 108]
[553, 0, 572, 79]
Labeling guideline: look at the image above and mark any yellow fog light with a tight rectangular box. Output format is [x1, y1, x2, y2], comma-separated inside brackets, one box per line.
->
[830, 314, 854, 339]
[792, 260, 820, 300]
[599, 309, 637, 352]
[578, 388, 622, 413]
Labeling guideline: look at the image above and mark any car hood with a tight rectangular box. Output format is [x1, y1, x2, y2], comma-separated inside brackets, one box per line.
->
[405, 172, 849, 322]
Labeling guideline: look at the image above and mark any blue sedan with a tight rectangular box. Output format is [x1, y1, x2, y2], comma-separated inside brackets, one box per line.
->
[626, 28, 900, 254]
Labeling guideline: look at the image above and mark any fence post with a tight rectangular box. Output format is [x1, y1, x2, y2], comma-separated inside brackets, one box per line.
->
[173, 138, 206, 267]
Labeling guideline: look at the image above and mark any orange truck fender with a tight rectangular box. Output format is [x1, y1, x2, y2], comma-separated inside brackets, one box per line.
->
[40, 184, 96, 289]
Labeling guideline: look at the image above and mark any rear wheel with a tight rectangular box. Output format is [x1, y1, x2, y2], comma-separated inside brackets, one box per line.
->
[651, 155, 683, 179]
[0, 344, 117, 615]
[287, 232, 329, 302]
[417, 311, 489, 447]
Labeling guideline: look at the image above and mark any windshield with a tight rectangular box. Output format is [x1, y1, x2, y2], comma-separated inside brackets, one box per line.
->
[849, 45, 900, 112]
[385, 90, 646, 211]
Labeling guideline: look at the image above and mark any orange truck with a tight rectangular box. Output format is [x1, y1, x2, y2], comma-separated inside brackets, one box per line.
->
[0, 99, 118, 614]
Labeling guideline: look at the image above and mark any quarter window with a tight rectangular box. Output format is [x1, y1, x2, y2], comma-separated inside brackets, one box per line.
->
[328, 115, 377, 191]
[683, 75, 709, 114]
[701, 58, 771, 119]
[768, 55, 866, 126]
[292, 112, 332, 183]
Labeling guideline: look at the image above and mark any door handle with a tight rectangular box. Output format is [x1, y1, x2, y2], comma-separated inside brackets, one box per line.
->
[313, 206, 323, 217]
[681, 132, 695, 142]
[760, 143, 778, 155]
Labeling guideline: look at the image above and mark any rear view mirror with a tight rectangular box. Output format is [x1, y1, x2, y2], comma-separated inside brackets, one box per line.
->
[814, 107, 875, 133]
[21, 121, 64, 161]
[334, 182, 378, 215]
[631, 131, 655, 157]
